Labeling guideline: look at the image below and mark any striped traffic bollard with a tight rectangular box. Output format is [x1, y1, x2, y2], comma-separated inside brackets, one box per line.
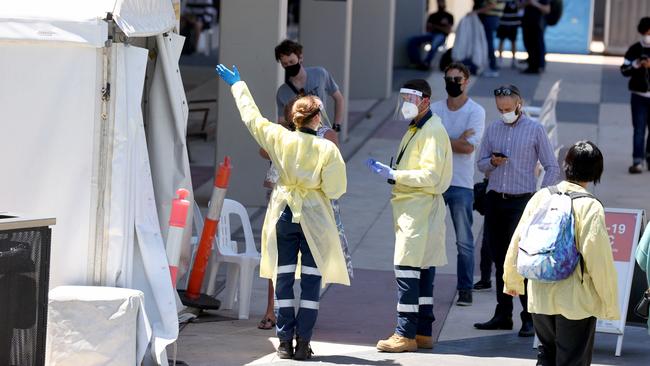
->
[179, 156, 231, 309]
[166, 188, 190, 288]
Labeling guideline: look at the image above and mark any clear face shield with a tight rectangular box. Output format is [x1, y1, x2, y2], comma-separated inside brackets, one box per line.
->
[394, 88, 425, 121]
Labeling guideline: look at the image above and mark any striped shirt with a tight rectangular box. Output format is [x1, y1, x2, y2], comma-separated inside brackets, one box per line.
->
[499, 0, 522, 27]
[477, 115, 560, 194]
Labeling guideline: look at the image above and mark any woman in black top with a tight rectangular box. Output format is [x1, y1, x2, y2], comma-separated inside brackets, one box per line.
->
[621, 17, 650, 174]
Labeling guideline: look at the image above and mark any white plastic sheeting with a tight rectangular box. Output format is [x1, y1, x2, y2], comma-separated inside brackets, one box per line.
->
[0, 0, 175, 46]
[146, 32, 194, 285]
[108, 43, 179, 364]
[46, 286, 150, 365]
[0, 43, 101, 287]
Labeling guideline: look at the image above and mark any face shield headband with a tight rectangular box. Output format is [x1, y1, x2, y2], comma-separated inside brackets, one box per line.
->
[395, 88, 426, 121]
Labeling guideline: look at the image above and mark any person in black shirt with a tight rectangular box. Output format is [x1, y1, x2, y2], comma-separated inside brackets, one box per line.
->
[407, 0, 454, 71]
[621, 17, 650, 174]
[521, 0, 550, 74]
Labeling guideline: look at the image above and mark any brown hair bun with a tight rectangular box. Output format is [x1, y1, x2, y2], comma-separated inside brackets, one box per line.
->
[291, 95, 321, 128]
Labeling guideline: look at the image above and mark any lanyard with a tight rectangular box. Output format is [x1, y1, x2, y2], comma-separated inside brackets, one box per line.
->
[395, 128, 419, 167]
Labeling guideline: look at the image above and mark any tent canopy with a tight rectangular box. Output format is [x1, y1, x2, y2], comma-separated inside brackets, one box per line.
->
[0, 0, 176, 46]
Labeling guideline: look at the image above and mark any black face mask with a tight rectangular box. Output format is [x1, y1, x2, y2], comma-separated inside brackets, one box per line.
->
[445, 80, 463, 98]
[284, 63, 301, 78]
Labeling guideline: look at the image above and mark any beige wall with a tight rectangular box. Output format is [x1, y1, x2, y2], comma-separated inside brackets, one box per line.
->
[350, 0, 395, 99]
[300, 0, 352, 140]
[216, 0, 287, 206]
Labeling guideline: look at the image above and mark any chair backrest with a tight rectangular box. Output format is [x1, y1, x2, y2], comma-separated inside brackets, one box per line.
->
[538, 80, 561, 126]
[216, 199, 259, 257]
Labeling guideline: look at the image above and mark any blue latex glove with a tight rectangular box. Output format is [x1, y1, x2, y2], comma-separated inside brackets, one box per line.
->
[215, 64, 241, 86]
[365, 158, 395, 180]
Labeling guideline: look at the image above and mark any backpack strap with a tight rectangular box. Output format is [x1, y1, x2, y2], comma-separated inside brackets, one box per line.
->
[566, 190, 601, 283]
[547, 185, 561, 195]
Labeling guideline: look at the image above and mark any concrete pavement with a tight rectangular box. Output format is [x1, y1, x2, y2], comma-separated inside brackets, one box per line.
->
[171, 54, 650, 366]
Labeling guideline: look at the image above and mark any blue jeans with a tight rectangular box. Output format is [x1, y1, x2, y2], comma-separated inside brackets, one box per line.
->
[479, 14, 500, 71]
[275, 206, 322, 342]
[407, 32, 447, 66]
[631, 93, 650, 165]
[443, 186, 474, 291]
[395, 266, 436, 338]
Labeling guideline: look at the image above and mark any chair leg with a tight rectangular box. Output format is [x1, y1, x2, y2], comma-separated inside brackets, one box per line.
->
[205, 260, 221, 296]
[237, 263, 256, 320]
[221, 264, 239, 310]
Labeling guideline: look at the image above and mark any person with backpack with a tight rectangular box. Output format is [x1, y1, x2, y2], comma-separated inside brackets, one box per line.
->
[475, 84, 560, 337]
[503, 141, 619, 366]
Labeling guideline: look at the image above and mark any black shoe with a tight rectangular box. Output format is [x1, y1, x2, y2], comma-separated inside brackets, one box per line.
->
[518, 320, 535, 337]
[521, 68, 540, 74]
[474, 315, 513, 330]
[277, 340, 294, 359]
[294, 338, 313, 360]
[629, 164, 643, 174]
[473, 280, 492, 291]
[456, 290, 473, 306]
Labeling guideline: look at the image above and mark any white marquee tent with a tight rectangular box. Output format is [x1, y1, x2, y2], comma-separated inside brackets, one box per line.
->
[0, 0, 193, 364]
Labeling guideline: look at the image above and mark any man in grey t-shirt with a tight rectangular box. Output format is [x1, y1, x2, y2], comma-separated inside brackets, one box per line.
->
[274, 40, 345, 131]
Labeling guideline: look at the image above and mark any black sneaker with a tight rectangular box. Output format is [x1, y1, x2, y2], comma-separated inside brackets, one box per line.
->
[473, 280, 492, 291]
[456, 290, 472, 306]
[629, 164, 643, 174]
[294, 338, 313, 360]
[277, 340, 294, 359]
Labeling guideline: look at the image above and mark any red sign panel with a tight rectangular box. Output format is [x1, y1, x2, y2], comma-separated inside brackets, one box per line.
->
[604, 212, 638, 262]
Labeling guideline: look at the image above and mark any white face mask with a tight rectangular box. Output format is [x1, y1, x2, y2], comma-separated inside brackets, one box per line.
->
[401, 102, 419, 120]
[643, 35, 650, 45]
[501, 110, 519, 124]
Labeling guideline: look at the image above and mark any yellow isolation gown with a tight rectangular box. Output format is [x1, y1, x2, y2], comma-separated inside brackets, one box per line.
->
[391, 113, 453, 267]
[230, 81, 349, 287]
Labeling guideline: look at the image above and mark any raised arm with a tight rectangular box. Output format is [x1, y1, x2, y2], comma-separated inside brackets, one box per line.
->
[216, 64, 287, 155]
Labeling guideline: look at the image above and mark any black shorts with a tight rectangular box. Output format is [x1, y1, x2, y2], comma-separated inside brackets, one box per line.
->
[497, 25, 518, 41]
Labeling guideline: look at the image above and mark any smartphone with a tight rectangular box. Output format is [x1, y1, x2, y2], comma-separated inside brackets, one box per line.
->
[492, 152, 508, 158]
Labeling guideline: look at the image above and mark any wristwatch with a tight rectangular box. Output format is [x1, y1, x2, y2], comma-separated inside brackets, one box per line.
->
[332, 123, 341, 132]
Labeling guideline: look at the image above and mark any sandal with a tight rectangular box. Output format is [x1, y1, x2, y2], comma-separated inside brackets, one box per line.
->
[257, 317, 276, 330]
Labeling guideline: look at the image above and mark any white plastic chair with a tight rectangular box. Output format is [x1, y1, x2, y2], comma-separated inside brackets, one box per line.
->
[190, 199, 260, 319]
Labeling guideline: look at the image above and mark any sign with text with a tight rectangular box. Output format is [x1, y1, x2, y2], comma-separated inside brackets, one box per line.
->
[596, 208, 645, 356]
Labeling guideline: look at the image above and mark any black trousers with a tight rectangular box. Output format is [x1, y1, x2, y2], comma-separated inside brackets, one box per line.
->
[479, 224, 492, 281]
[522, 19, 545, 71]
[484, 191, 531, 320]
[533, 314, 597, 366]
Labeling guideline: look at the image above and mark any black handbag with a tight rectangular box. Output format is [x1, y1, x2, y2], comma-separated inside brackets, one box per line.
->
[473, 179, 488, 215]
[634, 288, 650, 319]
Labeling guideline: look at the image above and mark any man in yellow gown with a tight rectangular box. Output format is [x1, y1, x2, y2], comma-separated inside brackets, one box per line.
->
[366, 79, 452, 352]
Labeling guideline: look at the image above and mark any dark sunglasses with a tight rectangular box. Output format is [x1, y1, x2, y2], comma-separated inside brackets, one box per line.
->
[494, 87, 520, 97]
[444, 76, 464, 83]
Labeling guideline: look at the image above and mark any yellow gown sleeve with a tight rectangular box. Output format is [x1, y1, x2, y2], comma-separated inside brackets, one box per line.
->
[503, 192, 541, 295]
[231, 81, 287, 156]
[320, 146, 347, 200]
[578, 203, 621, 320]
[392, 130, 450, 192]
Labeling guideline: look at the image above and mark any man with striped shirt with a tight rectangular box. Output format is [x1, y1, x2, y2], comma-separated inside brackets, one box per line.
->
[474, 84, 559, 337]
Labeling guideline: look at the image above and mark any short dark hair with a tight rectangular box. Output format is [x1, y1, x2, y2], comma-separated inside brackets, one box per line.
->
[402, 79, 431, 98]
[638, 17, 650, 35]
[444, 62, 470, 79]
[275, 39, 303, 61]
[564, 140, 604, 185]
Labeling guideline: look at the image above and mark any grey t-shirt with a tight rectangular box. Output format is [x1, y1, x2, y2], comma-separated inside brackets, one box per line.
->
[276, 66, 339, 118]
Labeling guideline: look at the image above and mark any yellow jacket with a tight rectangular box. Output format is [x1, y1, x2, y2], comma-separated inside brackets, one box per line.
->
[503, 181, 619, 320]
[391, 112, 453, 267]
[231, 82, 349, 287]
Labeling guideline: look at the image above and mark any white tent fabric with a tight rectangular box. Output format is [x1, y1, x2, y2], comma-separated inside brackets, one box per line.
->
[0, 1, 188, 364]
[0, 0, 175, 45]
[146, 32, 194, 285]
